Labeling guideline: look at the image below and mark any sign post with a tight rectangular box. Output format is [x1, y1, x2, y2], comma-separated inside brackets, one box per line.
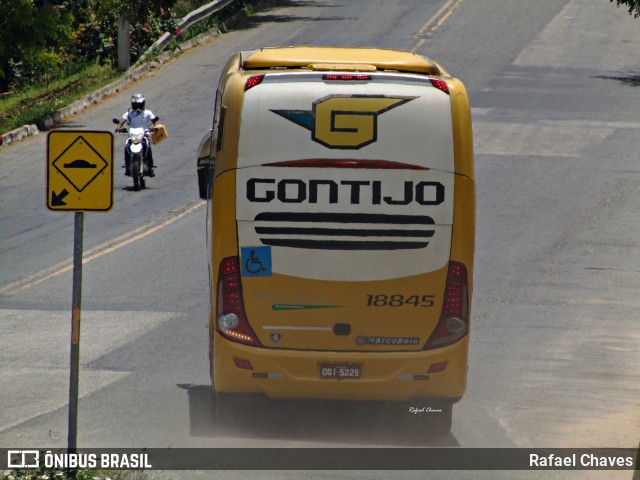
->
[46, 130, 114, 454]
[68, 211, 83, 452]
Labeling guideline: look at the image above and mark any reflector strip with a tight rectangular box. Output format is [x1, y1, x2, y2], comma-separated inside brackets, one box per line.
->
[252, 372, 284, 379]
[262, 325, 332, 331]
[265, 159, 428, 170]
[233, 358, 253, 370]
[398, 374, 431, 381]
[428, 362, 448, 373]
[270, 305, 343, 311]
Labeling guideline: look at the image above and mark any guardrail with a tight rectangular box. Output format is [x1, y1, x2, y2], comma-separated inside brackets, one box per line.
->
[137, 0, 235, 64]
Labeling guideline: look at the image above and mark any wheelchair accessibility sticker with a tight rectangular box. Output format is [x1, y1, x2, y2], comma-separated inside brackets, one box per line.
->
[241, 246, 272, 277]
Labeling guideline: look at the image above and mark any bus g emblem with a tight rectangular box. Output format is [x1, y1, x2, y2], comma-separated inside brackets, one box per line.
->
[272, 95, 416, 149]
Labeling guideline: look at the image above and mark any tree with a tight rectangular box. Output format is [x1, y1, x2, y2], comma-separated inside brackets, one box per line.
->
[0, 0, 180, 90]
[611, 0, 640, 17]
[89, 0, 176, 70]
[0, 0, 74, 90]
[90, 0, 174, 24]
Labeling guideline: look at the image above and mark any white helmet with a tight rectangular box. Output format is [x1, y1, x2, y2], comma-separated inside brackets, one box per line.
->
[131, 93, 145, 111]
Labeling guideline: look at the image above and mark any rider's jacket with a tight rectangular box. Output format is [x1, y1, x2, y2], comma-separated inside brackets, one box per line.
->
[123, 109, 156, 129]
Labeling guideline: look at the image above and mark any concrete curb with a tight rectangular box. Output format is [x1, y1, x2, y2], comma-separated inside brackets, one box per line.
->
[0, 0, 253, 149]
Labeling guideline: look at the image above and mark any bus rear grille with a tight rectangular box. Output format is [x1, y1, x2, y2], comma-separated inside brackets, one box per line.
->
[254, 212, 435, 251]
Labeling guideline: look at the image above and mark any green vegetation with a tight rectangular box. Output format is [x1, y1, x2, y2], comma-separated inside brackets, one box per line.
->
[0, 0, 228, 136]
[0, 63, 121, 133]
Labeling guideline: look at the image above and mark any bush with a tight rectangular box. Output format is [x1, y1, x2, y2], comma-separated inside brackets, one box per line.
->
[130, 8, 180, 61]
[8, 50, 65, 90]
[173, 0, 214, 17]
[67, 10, 117, 66]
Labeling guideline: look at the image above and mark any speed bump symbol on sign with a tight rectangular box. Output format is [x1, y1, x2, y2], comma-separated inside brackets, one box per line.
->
[47, 130, 114, 212]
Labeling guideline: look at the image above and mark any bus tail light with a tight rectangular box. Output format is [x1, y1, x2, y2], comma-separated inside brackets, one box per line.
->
[217, 257, 261, 347]
[430, 78, 450, 94]
[322, 74, 372, 81]
[423, 261, 468, 350]
[245, 74, 265, 91]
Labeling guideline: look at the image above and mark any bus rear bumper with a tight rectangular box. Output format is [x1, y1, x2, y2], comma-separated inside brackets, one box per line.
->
[212, 332, 468, 401]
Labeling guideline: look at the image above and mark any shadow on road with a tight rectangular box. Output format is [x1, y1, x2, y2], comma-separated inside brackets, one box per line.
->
[178, 384, 460, 447]
[594, 72, 640, 87]
[231, 0, 353, 31]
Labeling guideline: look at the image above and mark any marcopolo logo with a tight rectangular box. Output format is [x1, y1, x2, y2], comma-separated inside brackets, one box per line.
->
[272, 95, 416, 149]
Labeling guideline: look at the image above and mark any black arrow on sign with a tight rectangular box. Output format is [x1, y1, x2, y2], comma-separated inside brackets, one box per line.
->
[51, 189, 69, 206]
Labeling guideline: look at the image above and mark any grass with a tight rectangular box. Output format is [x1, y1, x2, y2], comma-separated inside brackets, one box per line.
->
[0, 63, 122, 135]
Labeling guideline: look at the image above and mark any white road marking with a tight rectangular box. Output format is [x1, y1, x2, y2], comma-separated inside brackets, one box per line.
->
[0, 309, 178, 432]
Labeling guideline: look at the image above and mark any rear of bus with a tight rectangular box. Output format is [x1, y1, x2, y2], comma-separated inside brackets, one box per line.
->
[198, 46, 474, 431]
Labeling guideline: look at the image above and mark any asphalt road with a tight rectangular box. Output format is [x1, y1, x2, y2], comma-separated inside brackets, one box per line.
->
[1, 0, 639, 479]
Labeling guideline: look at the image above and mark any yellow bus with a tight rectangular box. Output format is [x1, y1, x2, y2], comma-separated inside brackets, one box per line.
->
[197, 46, 474, 433]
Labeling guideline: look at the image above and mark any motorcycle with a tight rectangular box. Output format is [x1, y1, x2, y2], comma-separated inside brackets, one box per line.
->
[112, 117, 159, 191]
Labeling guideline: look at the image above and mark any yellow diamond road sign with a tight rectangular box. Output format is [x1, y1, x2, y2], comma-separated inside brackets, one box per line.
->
[47, 130, 114, 211]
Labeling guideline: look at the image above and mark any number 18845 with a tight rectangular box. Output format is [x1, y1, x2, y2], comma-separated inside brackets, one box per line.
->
[366, 294, 435, 307]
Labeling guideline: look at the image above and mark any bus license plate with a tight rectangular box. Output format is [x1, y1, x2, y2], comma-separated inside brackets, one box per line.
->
[319, 363, 362, 379]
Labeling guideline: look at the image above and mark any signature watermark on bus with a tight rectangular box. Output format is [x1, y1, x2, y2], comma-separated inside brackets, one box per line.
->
[409, 406, 443, 415]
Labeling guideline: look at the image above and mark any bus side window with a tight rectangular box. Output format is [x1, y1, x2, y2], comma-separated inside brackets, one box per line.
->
[215, 106, 226, 153]
[198, 90, 224, 200]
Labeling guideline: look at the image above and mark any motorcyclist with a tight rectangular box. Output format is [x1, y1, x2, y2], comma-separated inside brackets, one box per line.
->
[116, 93, 158, 177]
